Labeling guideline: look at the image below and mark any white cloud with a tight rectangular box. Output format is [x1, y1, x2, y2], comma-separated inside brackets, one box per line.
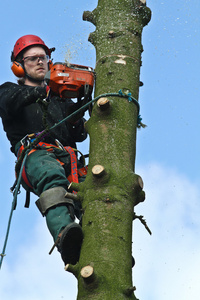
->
[133, 163, 200, 300]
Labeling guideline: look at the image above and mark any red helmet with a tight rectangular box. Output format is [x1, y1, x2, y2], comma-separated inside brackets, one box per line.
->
[11, 34, 51, 61]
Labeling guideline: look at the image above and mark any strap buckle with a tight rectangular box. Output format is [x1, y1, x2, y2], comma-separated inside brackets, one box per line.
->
[20, 133, 36, 146]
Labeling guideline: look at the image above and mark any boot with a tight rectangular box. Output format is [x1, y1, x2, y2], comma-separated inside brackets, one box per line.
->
[58, 223, 83, 265]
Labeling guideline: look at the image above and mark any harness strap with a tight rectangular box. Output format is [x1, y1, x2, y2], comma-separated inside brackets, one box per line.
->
[67, 166, 88, 183]
[64, 147, 79, 184]
[16, 142, 87, 194]
[25, 191, 31, 208]
[20, 149, 36, 189]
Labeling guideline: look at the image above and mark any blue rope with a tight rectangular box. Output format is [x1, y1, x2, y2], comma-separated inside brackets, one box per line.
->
[50, 89, 142, 132]
[0, 151, 29, 269]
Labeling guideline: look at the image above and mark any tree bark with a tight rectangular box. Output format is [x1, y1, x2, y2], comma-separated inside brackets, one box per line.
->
[67, 1, 151, 299]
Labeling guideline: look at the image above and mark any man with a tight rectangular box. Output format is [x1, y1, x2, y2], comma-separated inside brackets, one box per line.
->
[0, 34, 87, 265]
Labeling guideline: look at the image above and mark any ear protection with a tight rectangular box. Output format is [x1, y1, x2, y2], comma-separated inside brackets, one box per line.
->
[11, 61, 25, 78]
[11, 60, 53, 78]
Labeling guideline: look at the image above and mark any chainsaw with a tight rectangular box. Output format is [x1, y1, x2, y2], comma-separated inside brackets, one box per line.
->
[45, 62, 95, 101]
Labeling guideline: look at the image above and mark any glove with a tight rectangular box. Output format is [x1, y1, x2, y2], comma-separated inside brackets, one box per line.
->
[67, 102, 84, 124]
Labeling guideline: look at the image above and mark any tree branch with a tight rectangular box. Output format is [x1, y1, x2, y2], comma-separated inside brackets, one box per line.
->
[67, 182, 80, 192]
[65, 191, 81, 202]
[133, 212, 152, 235]
[64, 263, 79, 278]
[83, 10, 97, 26]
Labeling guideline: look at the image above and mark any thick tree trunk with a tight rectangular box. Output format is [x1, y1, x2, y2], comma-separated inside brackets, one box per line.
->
[67, 1, 151, 299]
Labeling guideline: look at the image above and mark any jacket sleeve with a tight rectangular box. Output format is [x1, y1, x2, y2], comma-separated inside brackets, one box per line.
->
[0, 82, 47, 117]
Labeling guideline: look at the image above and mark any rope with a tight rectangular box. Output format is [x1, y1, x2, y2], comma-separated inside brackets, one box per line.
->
[50, 89, 141, 131]
[0, 151, 29, 269]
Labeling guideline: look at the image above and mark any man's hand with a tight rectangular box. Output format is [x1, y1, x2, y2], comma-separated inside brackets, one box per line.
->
[67, 102, 84, 124]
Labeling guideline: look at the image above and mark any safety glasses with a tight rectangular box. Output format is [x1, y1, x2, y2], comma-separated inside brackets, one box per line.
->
[23, 55, 49, 63]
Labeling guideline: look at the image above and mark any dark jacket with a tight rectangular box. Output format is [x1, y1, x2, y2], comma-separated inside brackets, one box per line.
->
[0, 82, 87, 154]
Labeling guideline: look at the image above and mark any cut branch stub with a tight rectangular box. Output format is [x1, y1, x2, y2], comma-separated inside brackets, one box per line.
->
[67, 182, 80, 192]
[82, 10, 96, 26]
[137, 175, 144, 190]
[139, 5, 152, 26]
[97, 97, 110, 110]
[88, 32, 96, 45]
[92, 165, 105, 178]
[65, 191, 81, 202]
[108, 30, 116, 38]
[123, 286, 136, 297]
[134, 190, 146, 207]
[64, 263, 79, 278]
[80, 265, 95, 284]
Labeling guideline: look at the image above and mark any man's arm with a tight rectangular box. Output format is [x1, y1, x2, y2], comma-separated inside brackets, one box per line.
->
[0, 82, 47, 117]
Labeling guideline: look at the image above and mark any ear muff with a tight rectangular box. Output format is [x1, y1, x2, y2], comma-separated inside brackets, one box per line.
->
[11, 61, 25, 77]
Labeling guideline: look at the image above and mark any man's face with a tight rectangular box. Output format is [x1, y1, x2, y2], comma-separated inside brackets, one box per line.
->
[23, 46, 49, 84]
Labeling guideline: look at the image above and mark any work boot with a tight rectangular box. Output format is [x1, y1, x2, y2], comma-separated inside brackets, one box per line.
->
[58, 222, 83, 265]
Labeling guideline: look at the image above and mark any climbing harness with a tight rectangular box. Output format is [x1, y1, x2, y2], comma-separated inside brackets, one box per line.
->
[0, 88, 144, 268]
[17, 140, 88, 192]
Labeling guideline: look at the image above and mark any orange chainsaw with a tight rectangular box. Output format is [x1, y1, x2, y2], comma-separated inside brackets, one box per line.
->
[45, 62, 95, 100]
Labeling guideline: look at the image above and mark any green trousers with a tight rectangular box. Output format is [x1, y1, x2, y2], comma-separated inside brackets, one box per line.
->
[20, 147, 85, 241]
[23, 148, 71, 194]
[46, 206, 73, 242]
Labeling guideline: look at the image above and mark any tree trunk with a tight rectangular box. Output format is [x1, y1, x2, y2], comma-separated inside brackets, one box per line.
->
[67, 1, 151, 299]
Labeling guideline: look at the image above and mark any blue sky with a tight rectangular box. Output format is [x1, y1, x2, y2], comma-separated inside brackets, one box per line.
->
[0, 0, 200, 299]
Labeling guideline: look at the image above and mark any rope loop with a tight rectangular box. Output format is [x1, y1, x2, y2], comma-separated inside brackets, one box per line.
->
[97, 89, 144, 128]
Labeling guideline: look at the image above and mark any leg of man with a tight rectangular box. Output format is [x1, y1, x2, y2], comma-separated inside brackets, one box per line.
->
[22, 149, 83, 264]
